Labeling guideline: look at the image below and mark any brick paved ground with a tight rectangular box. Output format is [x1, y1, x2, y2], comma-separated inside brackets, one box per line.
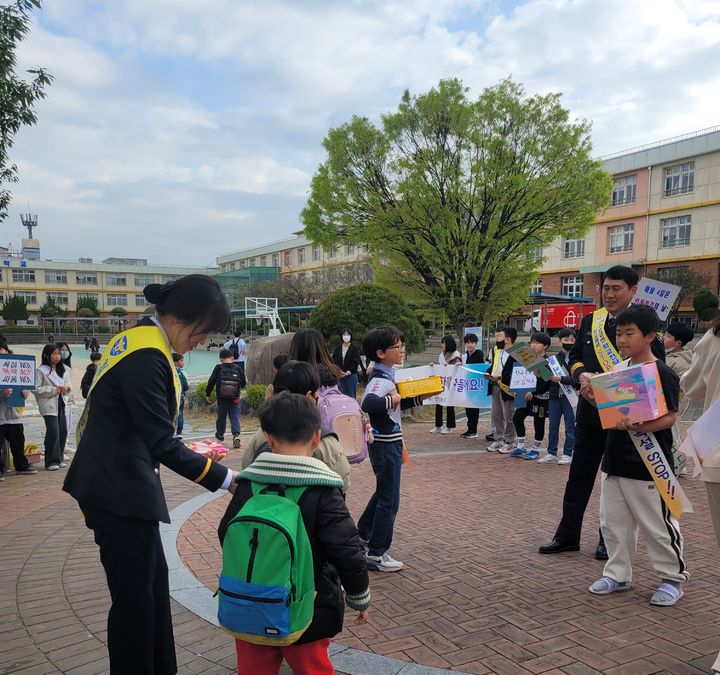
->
[2, 413, 719, 674]
[180, 419, 720, 675]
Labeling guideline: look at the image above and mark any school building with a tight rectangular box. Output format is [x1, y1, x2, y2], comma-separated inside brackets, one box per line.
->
[523, 125, 720, 331]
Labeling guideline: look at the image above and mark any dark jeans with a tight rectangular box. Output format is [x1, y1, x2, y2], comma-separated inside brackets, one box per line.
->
[435, 405, 455, 428]
[465, 408, 479, 434]
[512, 397, 548, 441]
[82, 506, 176, 675]
[43, 398, 67, 468]
[338, 373, 358, 399]
[216, 398, 241, 438]
[547, 397, 575, 456]
[554, 422, 608, 544]
[0, 424, 29, 472]
[176, 398, 185, 436]
[357, 439, 403, 556]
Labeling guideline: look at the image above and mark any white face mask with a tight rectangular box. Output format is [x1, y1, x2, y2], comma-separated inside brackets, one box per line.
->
[342, 335, 351, 343]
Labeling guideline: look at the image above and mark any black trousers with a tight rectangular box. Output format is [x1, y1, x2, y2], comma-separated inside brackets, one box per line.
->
[43, 398, 67, 468]
[513, 397, 548, 441]
[554, 422, 608, 543]
[0, 424, 29, 472]
[435, 405, 455, 428]
[82, 506, 177, 675]
[465, 408, 479, 434]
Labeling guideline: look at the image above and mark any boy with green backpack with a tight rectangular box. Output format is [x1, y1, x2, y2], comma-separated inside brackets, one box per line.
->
[217, 392, 370, 674]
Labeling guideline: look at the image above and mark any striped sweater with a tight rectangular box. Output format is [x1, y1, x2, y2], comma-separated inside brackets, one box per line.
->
[361, 369, 421, 443]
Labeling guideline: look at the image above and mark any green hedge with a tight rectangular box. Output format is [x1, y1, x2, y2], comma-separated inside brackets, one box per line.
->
[243, 384, 267, 410]
[195, 382, 217, 403]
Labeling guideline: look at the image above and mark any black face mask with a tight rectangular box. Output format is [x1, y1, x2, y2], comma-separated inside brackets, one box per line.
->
[562, 343, 573, 351]
[495, 340, 505, 349]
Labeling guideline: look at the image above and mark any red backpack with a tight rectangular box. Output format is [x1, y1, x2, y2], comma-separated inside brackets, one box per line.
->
[317, 385, 367, 464]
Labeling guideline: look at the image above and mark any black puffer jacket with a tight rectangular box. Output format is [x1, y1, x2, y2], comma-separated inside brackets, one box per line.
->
[218, 480, 369, 644]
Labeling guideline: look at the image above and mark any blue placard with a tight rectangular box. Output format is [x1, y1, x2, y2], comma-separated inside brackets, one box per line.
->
[0, 354, 36, 407]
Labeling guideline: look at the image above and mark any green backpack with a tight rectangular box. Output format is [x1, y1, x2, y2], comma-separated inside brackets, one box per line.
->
[217, 483, 315, 645]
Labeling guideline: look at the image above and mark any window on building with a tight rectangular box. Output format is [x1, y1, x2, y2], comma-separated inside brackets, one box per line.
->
[345, 245, 355, 256]
[14, 291, 37, 304]
[106, 274, 127, 286]
[660, 215, 691, 248]
[78, 293, 98, 302]
[259, 255, 267, 266]
[561, 275, 584, 298]
[45, 270, 68, 284]
[532, 247, 544, 262]
[664, 162, 694, 197]
[657, 266, 689, 283]
[531, 278, 542, 294]
[76, 272, 98, 285]
[12, 268, 35, 283]
[297, 247, 306, 264]
[608, 223, 634, 253]
[563, 238, 585, 259]
[107, 293, 128, 306]
[162, 275, 180, 283]
[674, 315, 695, 329]
[284, 251, 293, 267]
[238, 259, 247, 268]
[611, 175, 637, 206]
[135, 294, 147, 307]
[272, 254, 279, 267]
[313, 246, 322, 261]
[46, 292, 69, 306]
[135, 274, 154, 286]
[329, 247, 338, 259]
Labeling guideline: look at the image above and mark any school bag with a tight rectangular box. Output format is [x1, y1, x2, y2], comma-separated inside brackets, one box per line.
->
[218, 364, 245, 399]
[317, 385, 367, 464]
[228, 338, 240, 360]
[217, 483, 315, 646]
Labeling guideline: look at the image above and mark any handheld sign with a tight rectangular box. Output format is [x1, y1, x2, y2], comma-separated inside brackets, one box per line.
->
[0, 354, 36, 407]
[506, 341, 553, 380]
[631, 276, 681, 321]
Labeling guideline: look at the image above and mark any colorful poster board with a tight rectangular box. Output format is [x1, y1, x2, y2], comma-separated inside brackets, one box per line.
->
[631, 276, 681, 321]
[395, 363, 493, 409]
[506, 342, 552, 380]
[590, 361, 667, 430]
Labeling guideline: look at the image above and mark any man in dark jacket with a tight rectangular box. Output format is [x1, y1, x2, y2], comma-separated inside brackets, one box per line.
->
[539, 266, 665, 559]
[218, 393, 369, 674]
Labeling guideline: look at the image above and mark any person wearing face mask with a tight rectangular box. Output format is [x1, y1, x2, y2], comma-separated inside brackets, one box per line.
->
[540, 328, 577, 465]
[332, 327, 364, 399]
[539, 266, 665, 559]
[63, 275, 238, 675]
[56, 342, 74, 453]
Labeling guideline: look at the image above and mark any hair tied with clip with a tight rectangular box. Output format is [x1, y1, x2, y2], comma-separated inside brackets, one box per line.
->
[143, 281, 176, 305]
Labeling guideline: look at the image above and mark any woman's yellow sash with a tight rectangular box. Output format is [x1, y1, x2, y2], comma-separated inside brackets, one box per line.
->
[76, 326, 180, 444]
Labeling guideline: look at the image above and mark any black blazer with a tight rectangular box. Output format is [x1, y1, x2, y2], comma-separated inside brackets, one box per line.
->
[64, 322, 228, 523]
[332, 343, 363, 375]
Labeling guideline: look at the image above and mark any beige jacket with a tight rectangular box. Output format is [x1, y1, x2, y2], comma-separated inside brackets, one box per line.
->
[33, 366, 73, 416]
[680, 329, 720, 482]
[241, 428, 351, 492]
[666, 347, 694, 378]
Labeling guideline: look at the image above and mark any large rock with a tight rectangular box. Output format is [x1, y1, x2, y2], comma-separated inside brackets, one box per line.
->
[246, 332, 295, 385]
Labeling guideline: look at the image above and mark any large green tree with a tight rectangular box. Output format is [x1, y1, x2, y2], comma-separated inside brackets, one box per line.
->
[302, 78, 612, 332]
[1, 294, 28, 323]
[1, 0, 52, 220]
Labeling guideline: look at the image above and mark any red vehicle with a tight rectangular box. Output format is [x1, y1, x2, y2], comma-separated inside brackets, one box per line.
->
[525, 303, 596, 335]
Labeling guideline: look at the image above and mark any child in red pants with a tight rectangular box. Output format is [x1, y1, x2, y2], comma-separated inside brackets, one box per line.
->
[219, 390, 371, 675]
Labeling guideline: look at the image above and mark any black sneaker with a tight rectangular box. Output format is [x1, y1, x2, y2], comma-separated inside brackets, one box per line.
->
[460, 431, 478, 439]
[15, 465, 38, 475]
[215, 434, 224, 443]
[485, 433, 495, 442]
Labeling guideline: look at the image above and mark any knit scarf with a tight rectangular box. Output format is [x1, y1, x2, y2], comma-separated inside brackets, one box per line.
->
[239, 453, 344, 488]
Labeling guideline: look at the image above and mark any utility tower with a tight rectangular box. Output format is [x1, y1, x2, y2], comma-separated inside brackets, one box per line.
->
[20, 213, 38, 238]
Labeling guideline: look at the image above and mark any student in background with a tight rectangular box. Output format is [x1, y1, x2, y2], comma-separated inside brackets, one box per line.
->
[207, 349, 246, 448]
[81, 352, 102, 399]
[265, 353, 289, 401]
[173, 353, 189, 439]
[333, 328, 364, 399]
[224, 331, 247, 375]
[542, 328, 577, 465]
[460, 333, 484, 439]
[510, 332, 551, 460]
[431, 335, 462, 434]
[486, 326, 517, 453]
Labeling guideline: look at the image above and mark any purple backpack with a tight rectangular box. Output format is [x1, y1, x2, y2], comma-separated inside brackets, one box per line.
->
[317, 385, 367, 464]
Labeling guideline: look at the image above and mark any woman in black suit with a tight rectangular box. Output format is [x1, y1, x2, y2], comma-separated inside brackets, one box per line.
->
[332, 327, 364, 399]
[64, 275, 236, 675]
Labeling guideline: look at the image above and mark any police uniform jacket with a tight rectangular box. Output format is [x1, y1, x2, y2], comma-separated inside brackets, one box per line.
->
[569, 309, 665, 427]
[63, 320, 228, 523]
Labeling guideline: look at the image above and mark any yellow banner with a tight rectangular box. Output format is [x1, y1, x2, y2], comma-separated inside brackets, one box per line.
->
[629, 430, 693, 519]
[591, 308, 622, 373]
[76, 326, 180, 444]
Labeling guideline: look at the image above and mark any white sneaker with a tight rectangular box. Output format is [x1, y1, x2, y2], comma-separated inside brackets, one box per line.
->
[538, 453, 558, 464]
[430, 427, 442, 434]
[440, 426, 451, 434]
[497, 444, 513, 454]
[487, 441, 502, 453]
[558, 454, 572, 465]
[366, 552, 404, 572]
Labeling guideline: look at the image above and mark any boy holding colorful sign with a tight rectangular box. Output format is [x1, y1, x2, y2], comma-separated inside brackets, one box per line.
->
[587, 305, 688, 606]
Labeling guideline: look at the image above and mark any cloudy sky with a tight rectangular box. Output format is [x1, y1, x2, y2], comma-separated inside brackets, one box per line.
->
[5, 0, 720, 265]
